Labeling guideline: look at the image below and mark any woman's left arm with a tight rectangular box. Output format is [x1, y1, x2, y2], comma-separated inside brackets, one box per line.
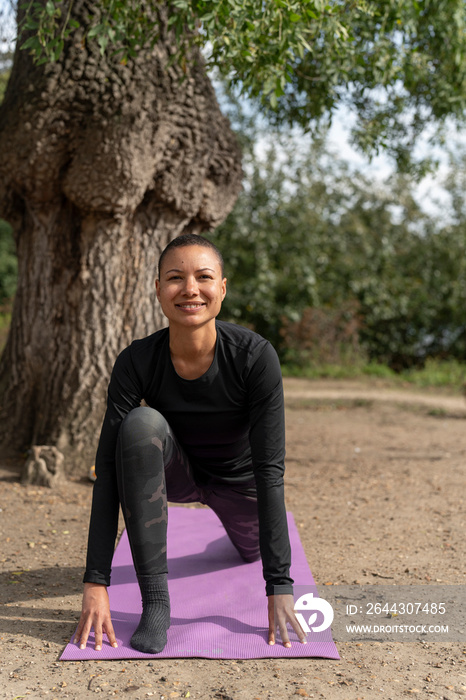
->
[246, 341, 306, 646]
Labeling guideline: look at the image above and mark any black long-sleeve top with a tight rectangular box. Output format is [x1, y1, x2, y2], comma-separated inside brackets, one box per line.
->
[84, 320, 294, 596]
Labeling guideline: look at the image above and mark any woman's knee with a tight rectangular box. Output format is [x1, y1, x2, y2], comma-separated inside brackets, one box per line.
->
[119, 406, 169, 447]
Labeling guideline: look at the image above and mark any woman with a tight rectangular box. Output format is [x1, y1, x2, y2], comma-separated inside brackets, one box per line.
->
[75, 233, 306, 654]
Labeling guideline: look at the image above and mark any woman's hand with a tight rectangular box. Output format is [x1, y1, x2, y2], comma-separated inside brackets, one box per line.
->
[74, 582, 118, 651]
[267, 593, 307, 647]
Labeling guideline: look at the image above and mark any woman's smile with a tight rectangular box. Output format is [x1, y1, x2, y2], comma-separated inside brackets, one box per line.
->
[175, 302, 206, 312]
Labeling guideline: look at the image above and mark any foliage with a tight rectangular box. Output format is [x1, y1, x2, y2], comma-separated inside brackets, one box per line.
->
[0, 42, 13, 103]
[0, 219, 17, 304]
[0, 68, 10, 103]
[216, 134, 466, 369]
[16, 0, 466, 164]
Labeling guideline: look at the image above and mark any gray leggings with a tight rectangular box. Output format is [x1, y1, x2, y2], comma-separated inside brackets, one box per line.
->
[115, 406, 261, 576]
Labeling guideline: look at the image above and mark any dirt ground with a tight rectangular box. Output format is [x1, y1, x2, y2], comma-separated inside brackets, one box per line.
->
[1, 377, 465, 700]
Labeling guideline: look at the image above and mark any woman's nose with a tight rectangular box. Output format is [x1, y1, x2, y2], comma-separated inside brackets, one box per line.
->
[183, 275, 199, 295]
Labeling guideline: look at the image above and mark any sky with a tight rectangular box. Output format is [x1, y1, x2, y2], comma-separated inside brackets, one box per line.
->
[326, 108, 455, 221]
[0, 0, 15, 49]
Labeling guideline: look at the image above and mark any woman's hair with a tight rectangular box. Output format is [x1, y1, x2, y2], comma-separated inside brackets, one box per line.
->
[158, 233, 225, 278]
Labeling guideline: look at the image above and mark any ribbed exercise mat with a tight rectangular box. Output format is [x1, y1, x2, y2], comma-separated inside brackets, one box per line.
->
[61, 506, 339, 660]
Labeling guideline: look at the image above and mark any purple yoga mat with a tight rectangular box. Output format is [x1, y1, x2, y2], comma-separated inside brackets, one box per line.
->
[61, 506, 339, 660]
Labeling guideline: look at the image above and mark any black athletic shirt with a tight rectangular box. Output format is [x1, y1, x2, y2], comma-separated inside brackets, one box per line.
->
[84, 320, 294, 596]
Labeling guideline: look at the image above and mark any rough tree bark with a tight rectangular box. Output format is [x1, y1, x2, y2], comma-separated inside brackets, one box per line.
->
[0, 2, 242, 473]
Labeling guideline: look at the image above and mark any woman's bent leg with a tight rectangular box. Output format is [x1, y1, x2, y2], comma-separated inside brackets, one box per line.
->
[115, 406, 199, 653]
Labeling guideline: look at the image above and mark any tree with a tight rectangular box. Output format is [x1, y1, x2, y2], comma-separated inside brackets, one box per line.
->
[0, 2, 242, 470]
[0, 0, 465, 472]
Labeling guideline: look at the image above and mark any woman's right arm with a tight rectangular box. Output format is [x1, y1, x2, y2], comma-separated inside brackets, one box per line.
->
[79, 346, 143, 648]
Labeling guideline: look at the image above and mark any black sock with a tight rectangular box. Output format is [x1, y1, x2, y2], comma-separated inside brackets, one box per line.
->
[130, 573, 171, 654]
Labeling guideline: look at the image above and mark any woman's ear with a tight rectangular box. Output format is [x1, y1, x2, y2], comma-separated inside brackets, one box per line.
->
[155, 278, 161, 301]
[222, 277, 227, 301]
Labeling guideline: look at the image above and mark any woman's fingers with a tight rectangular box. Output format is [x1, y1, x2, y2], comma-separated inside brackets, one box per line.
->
[278, 615, 292, 647]
[93, 619, 103, 651]
[74, 611, 118, 650]
[74, 583, 118, 651]
[288, 612, 307, 643]
[73, 618, 84, 646]
[74, 613, 92, 649]
[268, 620, 276, 645]
[103, 617, 118, 648]
[267, 596, 276, 645]
[267, 594, 307, 647]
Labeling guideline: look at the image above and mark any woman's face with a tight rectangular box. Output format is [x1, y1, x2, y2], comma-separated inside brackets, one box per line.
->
[156, 245, 226, 329]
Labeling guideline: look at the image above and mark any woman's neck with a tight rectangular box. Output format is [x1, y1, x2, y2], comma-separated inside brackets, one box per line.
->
[168, 322, 217, 379]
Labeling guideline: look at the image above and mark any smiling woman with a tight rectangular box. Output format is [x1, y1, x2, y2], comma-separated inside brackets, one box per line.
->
[75, 233, 306, 656]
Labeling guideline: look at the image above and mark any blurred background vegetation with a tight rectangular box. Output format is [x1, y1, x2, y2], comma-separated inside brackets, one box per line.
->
[0, 61, 465, 389]
[213, 109, 466, 388]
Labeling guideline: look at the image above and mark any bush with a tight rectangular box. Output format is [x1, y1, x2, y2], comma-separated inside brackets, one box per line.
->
[280, 303, 365, 367]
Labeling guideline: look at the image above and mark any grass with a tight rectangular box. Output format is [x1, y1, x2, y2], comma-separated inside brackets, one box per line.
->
[282, 358, 466, 392]
[400, 358, 466, 389]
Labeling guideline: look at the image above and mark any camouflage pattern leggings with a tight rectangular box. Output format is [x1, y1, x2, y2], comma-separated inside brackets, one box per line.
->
[115, 406, 260, 576]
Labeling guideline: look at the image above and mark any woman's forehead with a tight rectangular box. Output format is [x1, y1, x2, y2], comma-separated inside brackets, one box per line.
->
[160, 245, 221, 271]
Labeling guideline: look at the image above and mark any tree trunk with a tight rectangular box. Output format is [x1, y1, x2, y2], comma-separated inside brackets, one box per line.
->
[0, 2, 242, 473]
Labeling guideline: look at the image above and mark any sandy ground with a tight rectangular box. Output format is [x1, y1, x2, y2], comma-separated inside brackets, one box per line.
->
[0, 377, 465, 699]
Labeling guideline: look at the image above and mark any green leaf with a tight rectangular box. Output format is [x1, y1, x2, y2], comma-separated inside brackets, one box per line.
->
[98, 34, 109, 54]
[20, 36, 38, 50]
[45, 0, 56, 17]
[87, 24, 102, 39]
[23, 17, 40, 30]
